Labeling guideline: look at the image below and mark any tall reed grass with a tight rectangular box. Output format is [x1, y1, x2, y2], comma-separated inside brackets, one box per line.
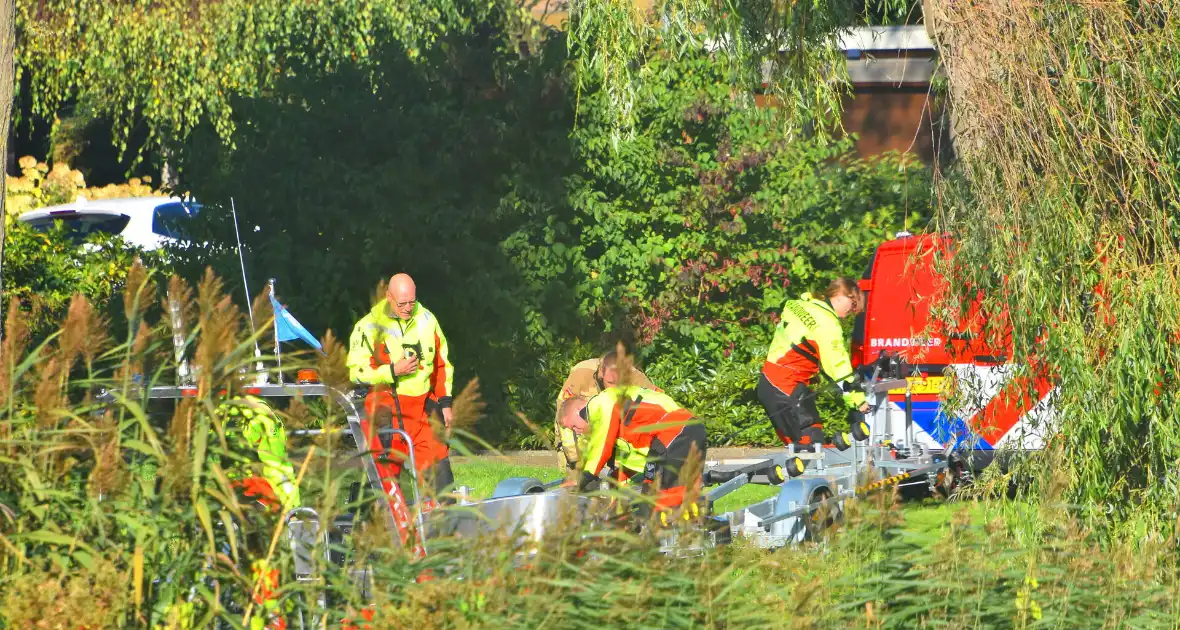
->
[2, 267, 1178, 628]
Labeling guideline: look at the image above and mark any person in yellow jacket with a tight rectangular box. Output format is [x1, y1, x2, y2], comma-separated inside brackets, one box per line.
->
[559, 385, 706, 510]
[759, 278, 870, 451]
[214, 394, 299, 630]
[553, 350, 658, 470]
[346, 273, 455, 497]
[217, 395, 301, 514]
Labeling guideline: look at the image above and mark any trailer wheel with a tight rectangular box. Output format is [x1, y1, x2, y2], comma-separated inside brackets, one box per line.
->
[761, 463, 786, 485]
[832, 432, 852, 451]
[781, 457, 806, 480]
[803, 486, 837, 540]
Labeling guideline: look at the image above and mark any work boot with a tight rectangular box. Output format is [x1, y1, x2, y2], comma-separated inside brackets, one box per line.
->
[429, 457, 456, 504]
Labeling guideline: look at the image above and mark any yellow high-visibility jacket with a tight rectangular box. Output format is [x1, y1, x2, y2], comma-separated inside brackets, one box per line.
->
[554, 358, 656, 470]
[580, 385, 695, 479]
[347, 301, 454, 406]
[218, 396, 301, 512]
[762, 293, 865, 408]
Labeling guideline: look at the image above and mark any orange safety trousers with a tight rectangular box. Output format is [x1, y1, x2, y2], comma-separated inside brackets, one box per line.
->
[362, 388, 450, 478]
[360, 388, 445, 557]
[232, 477, 281, 511]
[644, 422, 707, 511]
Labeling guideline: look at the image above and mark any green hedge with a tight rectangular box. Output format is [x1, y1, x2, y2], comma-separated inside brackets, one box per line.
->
[12, 17, 929, 449]
[2, 219, 166, 337]
[503, 48, 931, 447]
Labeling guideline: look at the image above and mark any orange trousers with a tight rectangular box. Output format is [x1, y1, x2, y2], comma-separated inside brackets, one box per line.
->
[362, 389, 449, 479]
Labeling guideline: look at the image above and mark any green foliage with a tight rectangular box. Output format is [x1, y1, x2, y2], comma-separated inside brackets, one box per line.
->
[926, 1, 1180, 522]
[14, 0, 929, 451]
[1, 219, 164, 336]
[16, 0, 507, 162]
[518, 48, 930, 351]
[566, 0, 916, 137]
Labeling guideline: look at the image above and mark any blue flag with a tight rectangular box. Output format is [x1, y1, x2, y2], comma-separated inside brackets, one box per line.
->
[269, 294, 323, 351]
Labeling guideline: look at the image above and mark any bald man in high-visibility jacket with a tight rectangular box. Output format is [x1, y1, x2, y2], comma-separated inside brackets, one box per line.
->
[559, 385, 706, 510]
[347, 274, 455, 497]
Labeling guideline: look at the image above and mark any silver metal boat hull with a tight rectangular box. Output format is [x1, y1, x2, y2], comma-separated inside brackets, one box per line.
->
[428, 492, 591, 543]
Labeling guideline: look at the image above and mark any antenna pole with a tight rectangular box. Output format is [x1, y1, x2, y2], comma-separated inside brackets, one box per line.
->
[270, 278, 283, 385]
[231, 198, 266, 383]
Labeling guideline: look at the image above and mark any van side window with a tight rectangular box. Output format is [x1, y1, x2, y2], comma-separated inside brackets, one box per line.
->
[152, 202, 200, 239]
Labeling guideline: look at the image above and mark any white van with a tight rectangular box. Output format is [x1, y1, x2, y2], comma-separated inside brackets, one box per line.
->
[18, 196, 201, 251]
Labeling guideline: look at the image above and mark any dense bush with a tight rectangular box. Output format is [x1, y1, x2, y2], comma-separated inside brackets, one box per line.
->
[2, 219, 165, 337]
[517, 50, 931, 350]
[164, 31, 929, 449]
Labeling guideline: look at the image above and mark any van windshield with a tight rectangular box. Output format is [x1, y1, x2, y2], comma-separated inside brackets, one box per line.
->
[24, 212, 131, 244]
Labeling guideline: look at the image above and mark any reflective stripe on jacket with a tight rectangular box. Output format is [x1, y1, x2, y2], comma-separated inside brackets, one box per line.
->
[763, 292, 865, 409]
[580, 385, 695, 477]
[347, 301, 454, 405]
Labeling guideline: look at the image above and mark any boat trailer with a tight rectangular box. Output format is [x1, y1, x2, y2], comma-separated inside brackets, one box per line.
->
[701, 367, 963, 549]
[111, 358, 965, 626]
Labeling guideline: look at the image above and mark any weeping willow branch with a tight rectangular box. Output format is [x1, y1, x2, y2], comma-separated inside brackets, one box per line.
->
[566, 0, 910, 143]
[927, 0, 1180, 521]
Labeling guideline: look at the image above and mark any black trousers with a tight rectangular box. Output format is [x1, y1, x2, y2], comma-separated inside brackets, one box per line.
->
[644, 422, 708, 489]
[757, 375, 824, 448]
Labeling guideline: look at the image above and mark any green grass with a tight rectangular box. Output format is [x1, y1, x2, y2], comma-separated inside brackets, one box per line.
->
[452, 460, 563, 498]
[709, 484, 779, 513]
[903, 499, 984, 532]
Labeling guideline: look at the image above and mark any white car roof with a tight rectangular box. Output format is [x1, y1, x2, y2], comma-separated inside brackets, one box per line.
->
[19, 196, 189, 220]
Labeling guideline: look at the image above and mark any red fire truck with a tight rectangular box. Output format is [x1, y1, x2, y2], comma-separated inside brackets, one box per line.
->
[850, 232, 1056, 465]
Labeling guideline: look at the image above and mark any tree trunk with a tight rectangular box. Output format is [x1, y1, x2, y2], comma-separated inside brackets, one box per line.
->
[923, 0, 981, 160]
[0, 0, 15, 340]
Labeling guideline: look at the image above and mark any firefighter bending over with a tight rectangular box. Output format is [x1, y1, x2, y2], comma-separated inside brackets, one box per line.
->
[559, 386, 706, 511]
[347, 273, 456, 500]
[553, 350, 658, 470]
[214, 395, 301, 630]
[218, 395, 301, 513]
[758, 278, 870, 450]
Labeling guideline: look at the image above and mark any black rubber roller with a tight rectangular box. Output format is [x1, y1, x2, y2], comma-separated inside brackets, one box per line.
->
[833, 432, 852, 451]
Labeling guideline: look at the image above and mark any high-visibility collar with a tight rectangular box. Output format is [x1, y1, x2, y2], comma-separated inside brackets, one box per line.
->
[800, 292, 838, 318]
[367, 300, 426, 332]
